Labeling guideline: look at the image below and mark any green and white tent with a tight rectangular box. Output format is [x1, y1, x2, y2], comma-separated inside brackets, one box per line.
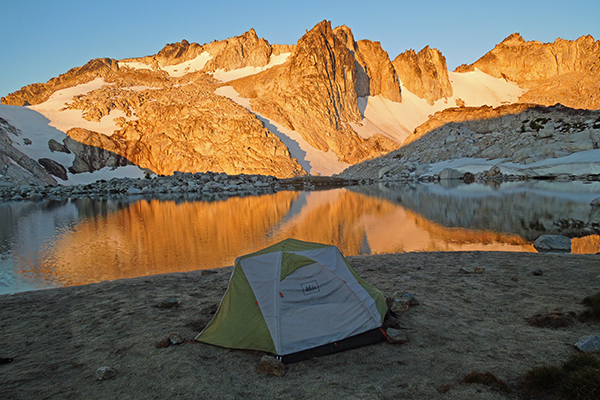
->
[196, 238, 388, 363]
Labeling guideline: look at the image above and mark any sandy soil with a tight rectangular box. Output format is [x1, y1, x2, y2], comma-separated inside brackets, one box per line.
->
[1, 251, 600, 400]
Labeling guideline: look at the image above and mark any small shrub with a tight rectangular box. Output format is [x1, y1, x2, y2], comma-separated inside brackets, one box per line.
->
[560, 367, 600, 400]
[523, 365, 564, 392]
[522, 354, 600, 400]
[581, 292, 600, 321]
[562, 353, 600, 372]
[526, 311, 575, 328]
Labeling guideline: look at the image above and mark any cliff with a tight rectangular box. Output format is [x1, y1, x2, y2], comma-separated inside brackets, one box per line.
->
[393, 46, 453, 105]
[228, 21, 399, 164]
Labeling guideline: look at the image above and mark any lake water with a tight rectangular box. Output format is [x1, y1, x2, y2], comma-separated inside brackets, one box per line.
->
[1, 181, 599, 294]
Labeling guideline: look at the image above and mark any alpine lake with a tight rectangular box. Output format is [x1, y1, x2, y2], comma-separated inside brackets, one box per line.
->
[1, 180, 599, 294]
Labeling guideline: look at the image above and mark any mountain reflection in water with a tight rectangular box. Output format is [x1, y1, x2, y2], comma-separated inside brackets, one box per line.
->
[1, 182, 599, 293]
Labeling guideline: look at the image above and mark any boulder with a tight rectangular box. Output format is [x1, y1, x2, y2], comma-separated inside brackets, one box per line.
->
[385, 328, 409, 344]
[439, 168, 463, 180]
[575, 335, 600, 353]
[48, 139, 70, 154]
[38, 158, 68, 180]
[533, 235, 571, 253]
[591, 197, 600, 207]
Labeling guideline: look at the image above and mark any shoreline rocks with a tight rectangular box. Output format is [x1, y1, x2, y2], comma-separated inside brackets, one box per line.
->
[0, 172, 361, 202]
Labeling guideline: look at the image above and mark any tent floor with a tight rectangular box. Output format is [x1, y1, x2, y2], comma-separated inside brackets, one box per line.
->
[280, 328, 386, 364]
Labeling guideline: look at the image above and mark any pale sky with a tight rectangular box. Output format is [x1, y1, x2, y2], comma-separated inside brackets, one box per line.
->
[1, 0, 599, 98]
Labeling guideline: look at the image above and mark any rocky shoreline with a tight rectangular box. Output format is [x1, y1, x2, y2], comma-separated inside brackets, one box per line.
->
[2, 162, 600, 203]
[0, 172, 365, 202]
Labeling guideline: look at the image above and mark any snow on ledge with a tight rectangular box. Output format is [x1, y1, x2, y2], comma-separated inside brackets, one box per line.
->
[212, 52, 291, 82]
[161, 52, 213, 77]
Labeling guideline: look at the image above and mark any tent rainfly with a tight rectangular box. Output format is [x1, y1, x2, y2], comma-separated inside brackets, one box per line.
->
[195, 238, 388, 363]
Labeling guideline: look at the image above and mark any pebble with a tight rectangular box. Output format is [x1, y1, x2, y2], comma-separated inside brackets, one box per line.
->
[168, 332, 184, 345]
[385, 328, 409, 344]
[155, 336, 171, 348]
[96, 366, 117, 381]
[256, 355, 286, 377]
[532, 269, 544, 276]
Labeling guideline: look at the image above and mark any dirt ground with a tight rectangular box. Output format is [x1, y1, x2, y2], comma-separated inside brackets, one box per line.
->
[1, 251, 599, 400]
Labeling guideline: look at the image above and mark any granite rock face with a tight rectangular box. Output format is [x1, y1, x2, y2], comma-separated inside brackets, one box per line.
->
[127, 39, 205, 69]
[355, 39, 402, 102]
[0, 117, 57, 185]
[456, 33, 600, 109]
[393, 46, 453, 105]
[62, 79, 305, 177]
[229, 20, 399, 164]
[204, 28, 272, 72]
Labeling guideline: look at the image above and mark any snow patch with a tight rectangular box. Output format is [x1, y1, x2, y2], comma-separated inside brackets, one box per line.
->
[447, 69, 525, 107]
[61, 165, 147, 185]
[118, 61, 153, 71]
[351, 94, 425, 143]
[426, 149, 600, 178]
[161, 52, 213, 77]
[26, 78, 130, 136]
[212, 52, 291, 82]
[120, 85, 161, 91]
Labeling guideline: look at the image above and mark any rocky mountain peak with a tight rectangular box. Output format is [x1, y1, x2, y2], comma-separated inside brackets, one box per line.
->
[229, 20, 398, 165]
[153, 39, 205, 67]
[203, 28, 272, 72]
[455, 33, 600, 109]
[392, 46, 452, 105]
[499, 32, 526, 46]
[355, 40, 402, 102]
[333, 25, 357, 52]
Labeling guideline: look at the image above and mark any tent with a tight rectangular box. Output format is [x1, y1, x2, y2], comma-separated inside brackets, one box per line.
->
[195, 238, 388, 363]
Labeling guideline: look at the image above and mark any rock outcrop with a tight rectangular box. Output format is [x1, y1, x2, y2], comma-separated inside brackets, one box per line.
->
[0, 117, 57, 185]
[203, 28, 272, 72]
[393, 46, 453, 105]
[124, 39, 205, 69]
[355, 40, 402, 102]
[62, 78, 305, 177]
[1, 58, 121, 107]
[405, 103, 537, 144]
[340, 104, 600, 180]
[332, 25, 402, 102]
[455, 33, 600, 109]
[229, 21, 399, 164]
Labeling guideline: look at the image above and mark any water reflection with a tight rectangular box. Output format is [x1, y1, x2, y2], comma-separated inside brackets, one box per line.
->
[1, 181, 599, 293]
